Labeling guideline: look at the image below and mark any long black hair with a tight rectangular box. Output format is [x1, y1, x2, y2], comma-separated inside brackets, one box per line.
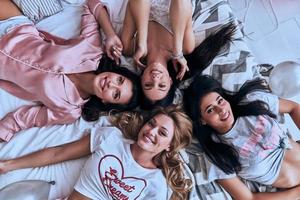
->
[82, 56, 141, 121]
[141, 22, 236, 110]
[184, 75, 276, 174]
[185, 22, 236, 76]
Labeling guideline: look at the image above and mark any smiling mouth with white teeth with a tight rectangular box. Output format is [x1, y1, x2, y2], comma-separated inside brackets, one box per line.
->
[220, 112, 230, 121]
[143, 133, 155, 144]
[151, 69, 163, 74]
[100, 77, 107, 91]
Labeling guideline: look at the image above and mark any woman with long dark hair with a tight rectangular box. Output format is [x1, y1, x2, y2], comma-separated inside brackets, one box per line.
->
[121, 0, 237, 110]
[184, 75, 300, 200]
[0, 0, 141, 142]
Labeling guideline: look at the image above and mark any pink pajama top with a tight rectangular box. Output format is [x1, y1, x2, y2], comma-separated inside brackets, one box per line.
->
[0, 0, 106, 141]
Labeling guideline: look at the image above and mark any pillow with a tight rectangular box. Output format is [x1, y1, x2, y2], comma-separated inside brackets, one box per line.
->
[13, 0, 63, 22]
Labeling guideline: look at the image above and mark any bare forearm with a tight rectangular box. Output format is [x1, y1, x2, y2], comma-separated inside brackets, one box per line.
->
[3, 147, 65, 172]
[279, 98, 300, 129]
[1, 135, 91, 173]
[128, 0, 150, 45]
[290, 106, 300, 129]
[95, 6, 116, 37]
[3, 148, 62, 171]
[170, 0, 192, 54]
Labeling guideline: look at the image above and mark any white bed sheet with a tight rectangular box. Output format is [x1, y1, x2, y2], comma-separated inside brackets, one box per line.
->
[0, 87, 111, 199]
[0, 87, 112, 199]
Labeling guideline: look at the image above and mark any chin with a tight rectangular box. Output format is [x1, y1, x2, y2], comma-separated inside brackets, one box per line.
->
[140, 140, 154, 151]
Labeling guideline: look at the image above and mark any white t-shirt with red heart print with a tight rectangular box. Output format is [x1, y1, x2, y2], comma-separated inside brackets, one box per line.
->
[74, 126, 172, 200]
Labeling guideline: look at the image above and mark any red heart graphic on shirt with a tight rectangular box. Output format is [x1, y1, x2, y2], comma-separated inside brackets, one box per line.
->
[98, 155, 147, 200]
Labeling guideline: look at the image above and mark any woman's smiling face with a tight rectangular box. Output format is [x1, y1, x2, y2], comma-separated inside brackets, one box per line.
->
[199, 92, 234, 134]
[136, 114, 175, 155]
[93, 72, 133, 104]
[141, 62, 172, 102]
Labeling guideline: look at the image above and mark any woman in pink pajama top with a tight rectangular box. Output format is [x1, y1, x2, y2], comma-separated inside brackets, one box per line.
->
[0, 0, 140, 142]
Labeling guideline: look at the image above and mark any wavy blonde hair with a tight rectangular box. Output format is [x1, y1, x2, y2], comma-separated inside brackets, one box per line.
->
[109, 105, 193, 199]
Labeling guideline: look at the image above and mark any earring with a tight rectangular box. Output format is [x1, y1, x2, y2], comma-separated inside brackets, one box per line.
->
[200, 120, 206, 125]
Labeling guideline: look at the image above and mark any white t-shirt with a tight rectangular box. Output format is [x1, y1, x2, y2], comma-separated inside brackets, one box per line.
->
[74, 127, 172, 200]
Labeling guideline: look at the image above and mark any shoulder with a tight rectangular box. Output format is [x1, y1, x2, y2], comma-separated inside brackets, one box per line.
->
[242, 91, 279, 114]
[90, 126, 123, 152]
[92, 126, 123, 141]
[243, 91, 278, 104]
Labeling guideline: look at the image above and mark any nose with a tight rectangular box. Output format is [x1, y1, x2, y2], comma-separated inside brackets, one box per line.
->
[215, 105, 226, 114]
[107, 80, 118, 88]
[148, 127, 158, 137]
[151, 73, 161, 80]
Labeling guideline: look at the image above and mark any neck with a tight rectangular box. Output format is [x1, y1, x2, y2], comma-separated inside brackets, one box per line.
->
[130, 143, 157, 169]
[67, 72, 96, 99]
[147, 48, 170, 67]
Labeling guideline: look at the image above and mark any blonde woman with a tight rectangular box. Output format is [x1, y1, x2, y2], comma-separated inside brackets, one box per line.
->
[0, 106, 193, 199]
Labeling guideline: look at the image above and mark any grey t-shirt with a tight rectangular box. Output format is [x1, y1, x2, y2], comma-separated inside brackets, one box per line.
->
[207, 91, 290, 185]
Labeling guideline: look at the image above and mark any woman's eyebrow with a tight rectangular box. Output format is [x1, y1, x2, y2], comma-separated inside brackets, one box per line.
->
[204, 104, 212, 112]
[158, 88, 167, 91]
[116, 91, 121, 100]
[161, 126, 169, 134]
[143, 82, 154, 90]
[204, 95, 222, 111]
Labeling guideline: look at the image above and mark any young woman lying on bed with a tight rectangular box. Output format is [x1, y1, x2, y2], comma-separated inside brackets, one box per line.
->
[184, 75, 300, 200]
[123, 0, 238, 110]
[0, 105, 192, 199]
[0, 0, 141, 142]
[95, 0, 235, 109]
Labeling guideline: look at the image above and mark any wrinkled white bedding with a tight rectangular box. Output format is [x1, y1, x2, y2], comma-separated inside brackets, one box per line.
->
[0, 87, 111, 199]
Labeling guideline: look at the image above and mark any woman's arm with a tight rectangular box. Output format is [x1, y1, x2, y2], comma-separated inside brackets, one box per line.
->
[279, 98, 300, 129]
[0, 134, 91, 174]
[169, 0, 193, 56]
[218, 177, 300, 200]
[126, 0, 150, 68]
[169, 0, 194, 80]
[0, 104, 80, 142]
[87, 0, 122, 63]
